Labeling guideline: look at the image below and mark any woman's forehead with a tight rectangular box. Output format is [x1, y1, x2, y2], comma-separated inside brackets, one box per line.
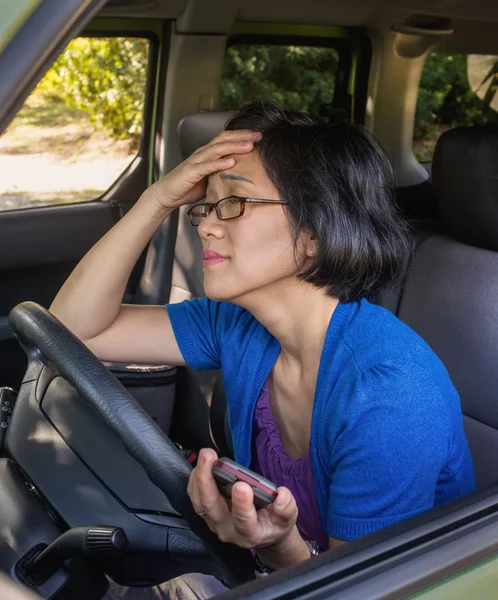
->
[206, 151, 272, 191]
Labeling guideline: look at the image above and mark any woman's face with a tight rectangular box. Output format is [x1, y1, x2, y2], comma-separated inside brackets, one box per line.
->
[198, 150, 312, 305]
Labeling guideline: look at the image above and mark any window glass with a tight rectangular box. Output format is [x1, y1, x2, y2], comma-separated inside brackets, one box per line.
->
[414, 53, 498, 162]
[220, 44, 339, 115]
[0, 36, 149, 212]
[411, 552, 498, 599]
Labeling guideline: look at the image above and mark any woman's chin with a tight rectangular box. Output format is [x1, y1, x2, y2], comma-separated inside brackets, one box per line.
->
[204, 284, 231, 303]
[204, 281, 242, 304]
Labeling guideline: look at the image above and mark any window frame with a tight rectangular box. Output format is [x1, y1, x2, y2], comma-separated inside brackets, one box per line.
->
[0, 21, 164, 213]
[224, 24, 371, 124]
[216, 483, 498, 599]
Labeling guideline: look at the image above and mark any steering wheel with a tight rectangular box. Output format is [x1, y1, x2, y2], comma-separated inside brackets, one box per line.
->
[8, 302, 255, 589]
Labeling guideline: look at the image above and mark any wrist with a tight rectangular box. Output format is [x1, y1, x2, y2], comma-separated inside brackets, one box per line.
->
[138, 189, 175, 219]
[256, 527, 310, 571]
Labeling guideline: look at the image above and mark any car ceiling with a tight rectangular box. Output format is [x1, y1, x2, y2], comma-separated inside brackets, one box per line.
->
[102, 0, 498, 24]
[100, 0, 498, 53]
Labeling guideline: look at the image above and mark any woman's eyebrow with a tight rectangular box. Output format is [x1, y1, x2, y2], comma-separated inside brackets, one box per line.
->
[219, 172, 255, 184]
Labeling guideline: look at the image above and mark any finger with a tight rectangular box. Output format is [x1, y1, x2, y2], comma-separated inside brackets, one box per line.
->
[188, 453, 221, 516]
[231, 481, 258, 537]
[170, 155, 236, 204]
[196, 448, 228, 523]
[187, 156, 236, 182]
[192, 130, 261, 157]
[193, 139, 257, 163]
[187, 466, 203, 514]
[177, 155, 235, 192]
[208, 129, 262, 146]
[187, 465, 199, 503]
[269, 487, 298, 528]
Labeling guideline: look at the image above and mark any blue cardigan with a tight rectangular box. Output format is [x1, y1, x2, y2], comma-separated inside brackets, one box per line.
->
[166, 298, 475, 541]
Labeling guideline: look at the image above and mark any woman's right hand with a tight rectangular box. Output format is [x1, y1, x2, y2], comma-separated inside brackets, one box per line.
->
[145, 129, 262, 210]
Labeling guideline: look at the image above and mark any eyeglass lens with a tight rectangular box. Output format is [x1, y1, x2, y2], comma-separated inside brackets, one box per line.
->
[189, 197, 242, 225]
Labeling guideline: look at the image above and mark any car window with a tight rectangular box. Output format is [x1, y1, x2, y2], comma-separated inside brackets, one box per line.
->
[220, 43, 340, 116]
[0, 35, 150, 212]
[410, 552, 498, 599]
[414, 53, 498, 162]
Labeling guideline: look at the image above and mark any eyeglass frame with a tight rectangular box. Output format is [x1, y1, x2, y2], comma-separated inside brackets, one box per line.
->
[187, 195, 288, 226]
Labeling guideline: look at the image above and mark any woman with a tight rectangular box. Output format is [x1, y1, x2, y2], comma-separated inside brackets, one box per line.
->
[50, 101, 475, 597]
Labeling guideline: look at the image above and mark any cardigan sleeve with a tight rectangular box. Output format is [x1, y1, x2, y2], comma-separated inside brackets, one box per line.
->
[326, 359, 455, 541]
[166, 297, 241, 371]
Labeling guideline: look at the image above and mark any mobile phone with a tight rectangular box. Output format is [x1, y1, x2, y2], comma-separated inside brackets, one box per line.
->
[212, 457, 278, 509]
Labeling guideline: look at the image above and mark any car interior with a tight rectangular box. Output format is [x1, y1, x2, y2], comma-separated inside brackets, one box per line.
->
[2, 0, 498, 598]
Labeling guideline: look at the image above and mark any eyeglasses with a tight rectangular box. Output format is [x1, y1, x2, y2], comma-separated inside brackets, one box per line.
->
[187, 195, 288, 226]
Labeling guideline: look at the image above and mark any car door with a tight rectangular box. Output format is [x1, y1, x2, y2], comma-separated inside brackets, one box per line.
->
[0, 2, 168, 388]
[215, 482, 498, 599]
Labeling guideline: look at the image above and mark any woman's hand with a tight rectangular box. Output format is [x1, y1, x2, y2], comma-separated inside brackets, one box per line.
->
[145, 129, 262, 210]
[188, 448, 309, 569]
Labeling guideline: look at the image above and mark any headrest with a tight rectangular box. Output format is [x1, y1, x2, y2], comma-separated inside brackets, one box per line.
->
[433, 125, 498, 252]
[177, 111, 236, 160]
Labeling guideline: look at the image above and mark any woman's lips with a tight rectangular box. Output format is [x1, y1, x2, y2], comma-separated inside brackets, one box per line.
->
[202, 249, 226, 267]
[203, 257, 225, 267]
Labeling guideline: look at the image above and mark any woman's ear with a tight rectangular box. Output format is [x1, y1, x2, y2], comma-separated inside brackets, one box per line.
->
[305, 234, 317, 258]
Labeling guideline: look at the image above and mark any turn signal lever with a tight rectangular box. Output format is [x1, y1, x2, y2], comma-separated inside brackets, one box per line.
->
[22, 526, 128, 584]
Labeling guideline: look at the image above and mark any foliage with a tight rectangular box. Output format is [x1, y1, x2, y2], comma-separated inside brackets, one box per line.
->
[414, 53, 498, 143]
[36, 37, 149, 150]
[221, 46, 498, 160]
[31, 37, 498, 161]
[220, 45, 339, 114]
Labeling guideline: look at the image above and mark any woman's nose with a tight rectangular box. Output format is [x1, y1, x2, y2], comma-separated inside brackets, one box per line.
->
[198, 209, 224, 240]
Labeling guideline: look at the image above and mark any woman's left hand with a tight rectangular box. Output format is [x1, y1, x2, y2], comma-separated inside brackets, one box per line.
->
[187, 448, 299, 551]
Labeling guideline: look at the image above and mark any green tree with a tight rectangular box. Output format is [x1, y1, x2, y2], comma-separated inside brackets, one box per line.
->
[37, 38, 498, 163]
[415, 53, 498, 141]
[220, 45, 339, 115]
[37, 37, 149, 149]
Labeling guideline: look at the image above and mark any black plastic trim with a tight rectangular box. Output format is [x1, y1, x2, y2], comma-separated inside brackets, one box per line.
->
[0, 317, 12, 342]
[153, 21, 172, 184]
[135, 512, 190, 529]
[0, 201, 116, 270]
[38, 374, 179, 517]
[106, 363, 177, 387]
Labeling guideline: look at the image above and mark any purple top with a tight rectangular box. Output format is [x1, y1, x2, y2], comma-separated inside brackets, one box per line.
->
[252, 380, 329, 552]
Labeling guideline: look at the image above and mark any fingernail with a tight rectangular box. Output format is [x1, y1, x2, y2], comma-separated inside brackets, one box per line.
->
[276, 492, 287, 508]
[233, 483, 248, 501]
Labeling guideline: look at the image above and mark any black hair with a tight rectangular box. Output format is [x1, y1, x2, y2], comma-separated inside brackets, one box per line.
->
[225, 101, 412, 303]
